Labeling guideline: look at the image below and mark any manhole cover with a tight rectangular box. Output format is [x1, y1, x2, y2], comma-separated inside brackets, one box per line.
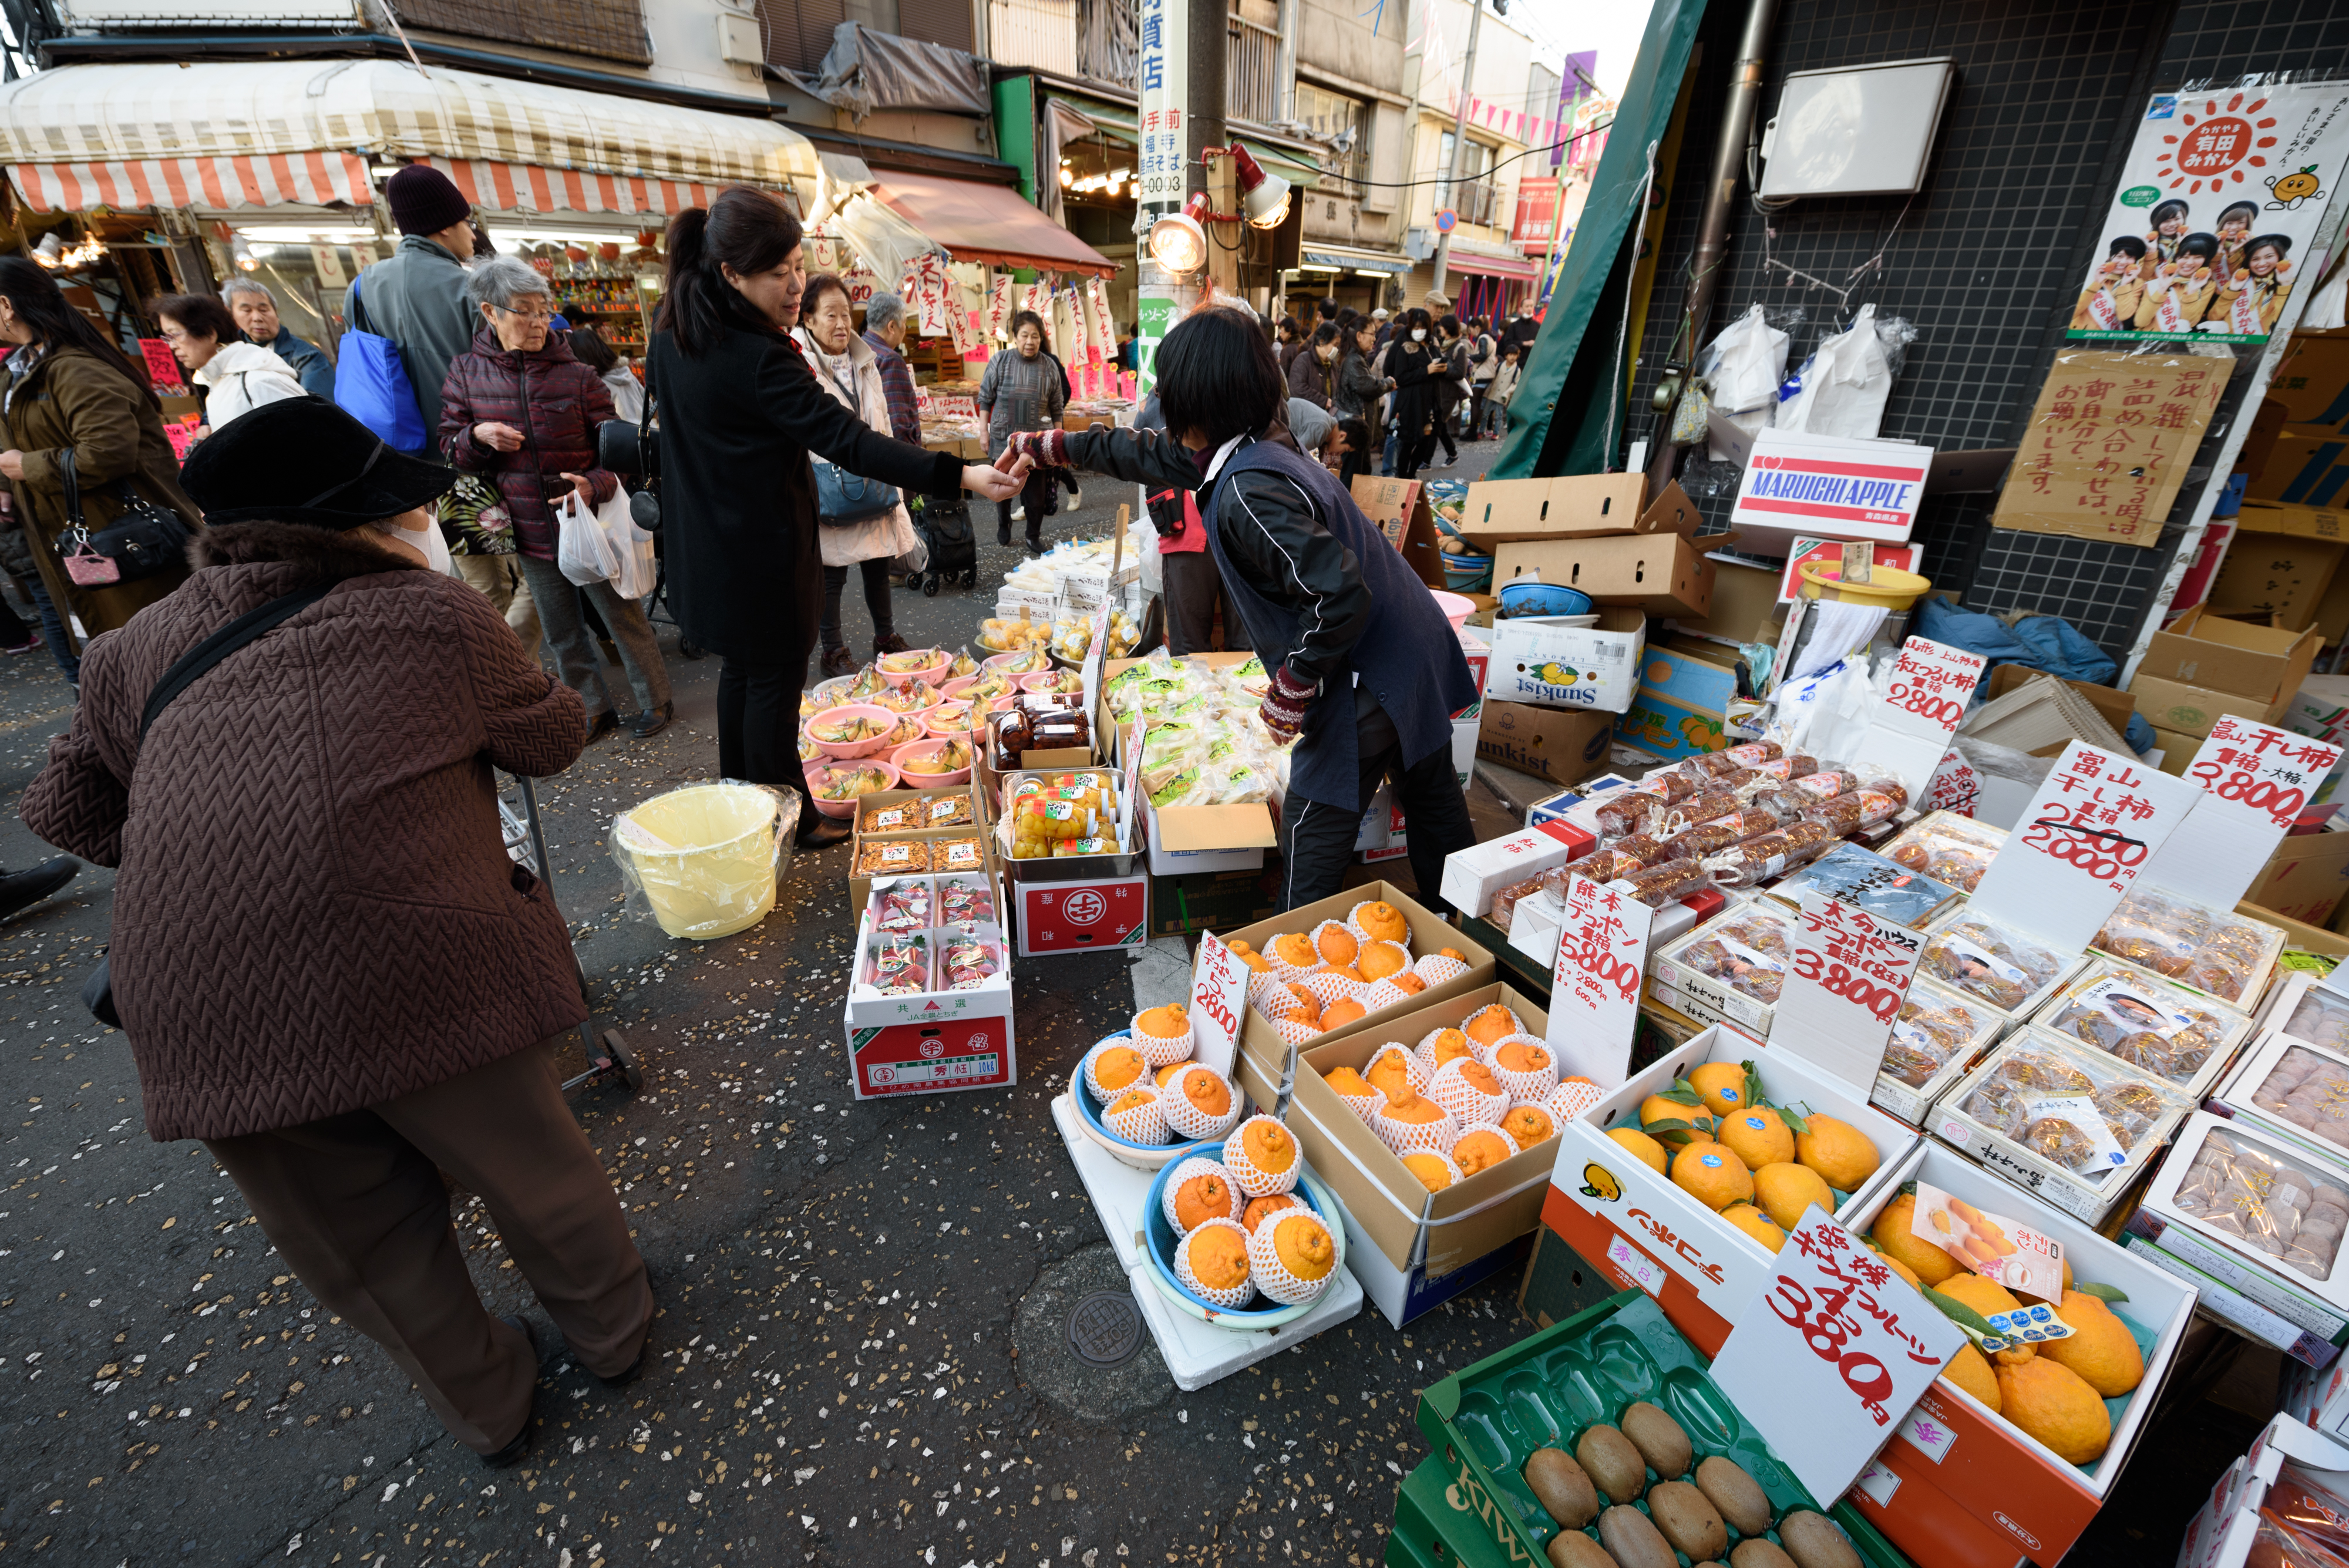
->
[1066, 1290, 1143, 1367]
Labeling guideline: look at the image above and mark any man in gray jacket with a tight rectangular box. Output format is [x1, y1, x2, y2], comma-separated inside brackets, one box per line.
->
[343, 165, 478, 454]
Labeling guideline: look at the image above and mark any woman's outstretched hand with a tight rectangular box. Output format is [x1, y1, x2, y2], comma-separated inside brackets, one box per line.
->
[962, 458, 1033, 502]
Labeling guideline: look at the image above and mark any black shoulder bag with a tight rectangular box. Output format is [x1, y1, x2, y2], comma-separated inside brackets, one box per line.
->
[57, 448, 191, 587]
[82, 581, 337, 1027]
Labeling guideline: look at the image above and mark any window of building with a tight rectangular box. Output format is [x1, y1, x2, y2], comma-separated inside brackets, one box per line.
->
[1295, 82, 1368, 197]
[1435, 132, 1499, 223]
[395, 0, 653, 66]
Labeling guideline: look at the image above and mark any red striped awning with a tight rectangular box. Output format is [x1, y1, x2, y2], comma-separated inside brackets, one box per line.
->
[9, 151, 371, 212]
[1442, 251, 1540, 282]
[421, 157, 727, 217]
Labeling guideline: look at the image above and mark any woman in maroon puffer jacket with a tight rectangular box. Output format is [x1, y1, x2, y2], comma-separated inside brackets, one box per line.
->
[440, 256, 672, 741]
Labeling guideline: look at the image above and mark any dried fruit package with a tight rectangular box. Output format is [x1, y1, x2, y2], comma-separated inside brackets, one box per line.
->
[1617, 857, 1709, 908]
[871, 878, 931, 932]
[1691, 739, 1784, 775]
[1960, 1032, 2188, 1176]
[2249, 1045, 2349, 1154]
[1701, 819, 1838, 887]
[856, 838, 931, 876]
[865, 933, 930, 995]
[1881, 982, 1994, 1087]
[2170, 1125, 2349, 1282]
[1882, 812, 2007, 893]
[1799, 786, 1906, 837]
[2092, 886, 2280, 1004]
[1488, 876, 1545, 933]
[1921, 915, 2066, 1013]
[1672, 905, 1796, 1004]
[2036, 961, 2246, 1084]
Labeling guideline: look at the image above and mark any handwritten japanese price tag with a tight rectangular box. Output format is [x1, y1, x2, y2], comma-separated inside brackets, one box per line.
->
[1188, 930, 1248, 1078]
[1924, 749, 1981, 816]
[1546, 873, 1652, 1086]
[1769, 894, 1921, 1095]
[2140, 716, 2344, 911]
[1908, 1180, 2064, 1305]
[1964, 741, 2199, 953]
[1709, 1210, 1966, 1503]
[139, 337, 184, 393]
[1879, 637, 1985, 740]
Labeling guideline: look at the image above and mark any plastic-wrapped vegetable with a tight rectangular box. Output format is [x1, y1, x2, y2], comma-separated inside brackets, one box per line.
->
[938, 877, 995, 927]
[866, 933, 930, 995]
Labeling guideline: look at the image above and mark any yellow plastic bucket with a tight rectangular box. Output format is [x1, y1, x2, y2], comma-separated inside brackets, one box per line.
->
[1798, 561, 1931, 612]
[613, 783, 781, 940]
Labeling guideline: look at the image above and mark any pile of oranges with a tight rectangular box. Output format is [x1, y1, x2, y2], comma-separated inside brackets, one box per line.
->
[1229, 900, 1473, 1042]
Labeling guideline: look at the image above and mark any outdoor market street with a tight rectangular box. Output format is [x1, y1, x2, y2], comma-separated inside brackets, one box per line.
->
[0, 483, 1563, 1568]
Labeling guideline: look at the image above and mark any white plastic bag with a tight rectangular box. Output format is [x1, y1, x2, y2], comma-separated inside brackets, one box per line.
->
[1698, 304, 1788, 458]
[612, 500, 657, 601]
[556, 490, 624, 587]
[1776, 303, 1896, 439]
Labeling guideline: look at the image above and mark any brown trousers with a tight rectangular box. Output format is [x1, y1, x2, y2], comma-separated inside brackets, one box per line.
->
[204, 1040, 651, 1454]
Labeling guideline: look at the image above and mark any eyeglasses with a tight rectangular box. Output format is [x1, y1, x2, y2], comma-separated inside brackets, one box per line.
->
[490, 302, 556, 323]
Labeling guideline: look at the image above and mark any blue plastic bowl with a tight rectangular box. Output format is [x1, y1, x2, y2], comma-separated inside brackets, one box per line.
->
[1497, 579, 1594, 618]
[1140, 1149, 1346, 1325]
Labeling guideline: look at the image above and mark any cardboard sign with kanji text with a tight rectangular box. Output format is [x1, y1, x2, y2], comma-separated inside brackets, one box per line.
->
[1988, 351, 2229, 549]
[1769, 894, 1923, 1095]
[1964, 741, 2200, 953]
[1546, 873, 1653, 1086]
[1187, 930, 1248, 1078]
[2138, 716, 2343, 910]
[1708, 1209, 1967, 1503]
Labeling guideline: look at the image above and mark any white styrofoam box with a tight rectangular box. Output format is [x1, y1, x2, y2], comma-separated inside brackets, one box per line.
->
[2137, 1110, 2349, 1342]
[1046, 1093, 1361, 1388]
[995, 586, 1061, 620]
[1546, 1022, 1920, 1339]
[2123, 1230, 2339, 1365]
[1439, 827, 1576, 920]
[2253, 968, 2349, 1048]
[1482, 614, 1646, 714]
[2215, 1027, 2349, 1174]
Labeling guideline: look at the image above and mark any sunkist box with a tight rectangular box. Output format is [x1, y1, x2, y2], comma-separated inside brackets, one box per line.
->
[1482, 606, 1647, 714]
[1475, 700, 1614, 786]
[1541, 1022, 1919, 1354]
[1840, 1142, 2197, 1568]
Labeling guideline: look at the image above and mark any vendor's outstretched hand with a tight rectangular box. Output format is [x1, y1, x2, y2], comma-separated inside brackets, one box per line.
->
[963, 462, 1030, 502]
[1002, 429, 1071, 470]
[1259, 663, 1316, 745]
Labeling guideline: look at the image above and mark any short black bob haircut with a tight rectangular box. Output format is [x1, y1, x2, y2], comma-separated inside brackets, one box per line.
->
[1156, 305, 1284, 451]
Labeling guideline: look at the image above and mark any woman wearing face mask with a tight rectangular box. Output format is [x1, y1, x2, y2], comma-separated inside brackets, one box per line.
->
[1287, 322, 1338, 409]
[440, 255, 673, 743]
[977, 310, 1067, 554]
[795, 272, 921, 678]
[1385, 309, 1442, 482]
[647, 187, 1025, 847]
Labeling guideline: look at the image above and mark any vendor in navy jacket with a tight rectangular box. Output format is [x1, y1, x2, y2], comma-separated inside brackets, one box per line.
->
[1001, 302, 1478, 912]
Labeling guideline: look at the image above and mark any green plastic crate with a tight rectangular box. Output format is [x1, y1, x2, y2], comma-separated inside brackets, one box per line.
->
[1414, 1288, 1913, 1568]
[1391, 1452, 1514, 1568]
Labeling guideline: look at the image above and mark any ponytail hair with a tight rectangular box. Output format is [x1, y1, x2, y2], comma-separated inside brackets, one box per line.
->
[0, 256, 156, 408]
[657, 185, 803, 358]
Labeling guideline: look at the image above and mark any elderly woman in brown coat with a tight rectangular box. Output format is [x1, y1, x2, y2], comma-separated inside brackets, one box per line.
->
[0, 256, 201, 668]
[21, 398, 652, 1468]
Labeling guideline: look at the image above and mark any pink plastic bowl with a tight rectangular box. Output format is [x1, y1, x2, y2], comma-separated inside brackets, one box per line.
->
[892, 738, 974, 786]
[806, 703, 897, 760]
[805, 758, 902, 818]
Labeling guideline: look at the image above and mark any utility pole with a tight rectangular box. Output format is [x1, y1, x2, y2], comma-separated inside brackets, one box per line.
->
[1189, 0, 1237, 297]
[1427, 0, 1489, 301]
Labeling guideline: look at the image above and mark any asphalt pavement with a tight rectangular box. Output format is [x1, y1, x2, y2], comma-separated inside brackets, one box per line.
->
[0, 446, 1573, 1567]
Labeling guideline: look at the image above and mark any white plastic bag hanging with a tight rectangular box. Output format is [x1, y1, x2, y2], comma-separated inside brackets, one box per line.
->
[1776, 303, 1898, 439]
[556, 490, 625, 587]
[1698, 304, 1788, 457]
[611, 499, 657, 601]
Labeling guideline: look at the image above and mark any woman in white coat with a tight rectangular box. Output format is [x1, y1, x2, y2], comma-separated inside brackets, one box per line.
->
[795, 272, 921, 678]
[156, 293, 308, 435]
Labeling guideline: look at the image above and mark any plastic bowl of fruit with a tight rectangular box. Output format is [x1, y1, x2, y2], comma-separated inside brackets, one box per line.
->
[805, 758, 901, 818]
[874, 648, 950, 689]
[893, 736, 975, 786]
[805, 704, 897, 760]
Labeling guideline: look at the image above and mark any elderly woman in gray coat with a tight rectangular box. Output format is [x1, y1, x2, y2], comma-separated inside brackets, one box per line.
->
[976, 308, 1065, 554]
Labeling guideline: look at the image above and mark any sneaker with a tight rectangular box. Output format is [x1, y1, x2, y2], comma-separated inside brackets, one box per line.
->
[630, 702, 673, 739]
[0, 631, 38, 655]
[1011, 503, 1026, 523]
[0, 859, 75, 921]
[819, 644, 858, 679]
[872, 632, 911, 658]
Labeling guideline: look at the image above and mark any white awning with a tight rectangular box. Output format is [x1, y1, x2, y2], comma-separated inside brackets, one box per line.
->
[0, 59, 817, 213]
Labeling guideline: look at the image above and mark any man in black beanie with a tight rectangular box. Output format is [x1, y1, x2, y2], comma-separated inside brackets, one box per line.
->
[342, 164, 479, 453]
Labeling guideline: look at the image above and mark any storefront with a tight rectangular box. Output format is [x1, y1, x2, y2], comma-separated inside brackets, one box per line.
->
[1288, 243, 1415, 318]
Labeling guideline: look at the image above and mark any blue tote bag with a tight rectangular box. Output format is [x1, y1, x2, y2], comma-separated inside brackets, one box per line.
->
[331, 275, 429, 453]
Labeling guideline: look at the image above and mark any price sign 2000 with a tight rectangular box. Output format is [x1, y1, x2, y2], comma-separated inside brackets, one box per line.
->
[2019, 804, 2151, 884]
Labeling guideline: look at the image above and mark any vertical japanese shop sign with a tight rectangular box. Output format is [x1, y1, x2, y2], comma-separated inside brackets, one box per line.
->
[1133, 0, 1187, 397]
[1547, 874, 1651, 1086]
[1770, 896, 1923, 1095]
[2142, 715, 2343, 910]
[1964, 741, 2200, 952]
[1988, 351, 2227, 548]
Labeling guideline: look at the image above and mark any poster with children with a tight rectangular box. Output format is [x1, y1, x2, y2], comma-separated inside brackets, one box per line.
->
[2071, 83, 2349, 344]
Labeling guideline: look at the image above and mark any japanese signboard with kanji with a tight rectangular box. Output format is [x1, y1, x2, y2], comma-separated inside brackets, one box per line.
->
[1135, 0, 1188, 208]
[1849, 636, 1989, 800]
[1990, 351, 2230, 547]
[1547, 873, 1653, 1085]
[2138, 716, 2343, 909]
[2070, 85, 2349, 346]
[1709, 1209, 1966, 1503]
[1966, 741, 2200, 952]
[1770, 894, 1923, 1095]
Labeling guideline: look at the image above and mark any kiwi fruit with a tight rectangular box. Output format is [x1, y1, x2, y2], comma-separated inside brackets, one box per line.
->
[1544, 1532, 1617, 1568]
[1695, 1454, 1772, 1536]
[1776, 1510, 1863, 1568]
[1619, 1400, 1694, 1479]
[1647, 1479, 1729, 1560]
[1522, 1446, 1600, 1529]
[1574, 1423, 1648, 1503]
[1731, 1543, 1798, 1568]
[1597, 1504, 1678, 1568]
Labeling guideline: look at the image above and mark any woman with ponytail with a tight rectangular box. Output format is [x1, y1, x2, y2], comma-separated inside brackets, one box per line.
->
[648, 188, 1026, 846]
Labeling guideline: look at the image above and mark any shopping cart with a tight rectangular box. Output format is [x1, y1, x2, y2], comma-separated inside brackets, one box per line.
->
[499, 773, 646, 1096]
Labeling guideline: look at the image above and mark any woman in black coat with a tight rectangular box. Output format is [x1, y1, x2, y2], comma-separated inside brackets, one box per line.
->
[1385, 308, 1442, 482]
[647, 188, 1024, 846]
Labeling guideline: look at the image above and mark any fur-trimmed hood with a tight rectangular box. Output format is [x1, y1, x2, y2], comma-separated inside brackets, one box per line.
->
[191, 519, 423, 581]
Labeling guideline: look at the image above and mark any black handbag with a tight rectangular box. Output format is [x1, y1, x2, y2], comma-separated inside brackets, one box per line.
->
[56, 448, 190, 587]
[82, 580, 337, 1028]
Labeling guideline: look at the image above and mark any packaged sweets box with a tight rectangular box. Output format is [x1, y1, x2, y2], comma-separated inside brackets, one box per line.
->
[840, 908, 1014, 1101]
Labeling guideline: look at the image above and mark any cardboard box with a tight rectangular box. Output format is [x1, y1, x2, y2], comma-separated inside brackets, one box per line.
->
[1230, 982, 1554, 1296]
[1842, 1142, 2198, 1568]
[2126, 672, 2277, 739]
[1480, 606, 1647, 714]
[1011, 874, 1148, 957]
[2249, 424, 2349, 507]
[1616, 643, 1738, 760]
[1473, 699, 1614, 785]
[1349, 474, 1449, 590]
[1140, 799, 1278, 876]
[1492, 532, 1715, 620]
[2151, 724, 2202, 773]
[2267, 330, 2349, 428]
[2139, 605, 2324, 712]
[2245, 396, 2291, 486]
[2235, 499, 2349, 542]
[2211, 533, 2348, 631]
[1984, 663, 2136, 739]
[1541, 1022, 1919, 1354]
[1455, 474, 1697, 546]
[1681, 557, 1783, 642]
[1148, 862, 1280, 936]
[2244, 827, 2349, 927]
[842, 912, 1015, 1099]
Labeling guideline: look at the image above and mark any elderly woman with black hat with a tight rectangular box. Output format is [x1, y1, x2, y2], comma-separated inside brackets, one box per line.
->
[20, 399, 655, 1468]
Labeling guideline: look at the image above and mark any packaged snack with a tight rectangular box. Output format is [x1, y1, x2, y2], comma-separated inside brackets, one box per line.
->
[1488, 876, 1546, 933]
[1923, 915, 2067, 1013]
[933, 837, 984, 873]
[1670, 809, 1785, 859]
[921, 793, 974, 829]
[1959, 1039, 2181, 1173]
[2035, 961, 2247, 1085]
[1801, 788, 1905, 837]
[1785, 769, 1860, 800]
[1653, 788, 1745, 833]
[815, 762, 895, 801]
[866, 933, 930, 995]
[2093, 887, 2281, 1004]
[1746, 752, 1821, 782]
[1053, 836, 1120, 856]
[1606, 833, 1672, 869]
[2169, 1126, 2348, 1281]
[1772, 842, 1959, 928]
[1629, 770, 1700, 805]
[2248, 1042, 2349, 1151]
[1692, 739, 1783, 774]
[2281, 987, 2349, 1051]
[1672, 904, 1796, 1004]
[1701, 819, 1838, 887]
[871, 878, 931, 931]
[1617, 857, 1709, 907]
[941, 938, 1002, 990]
[856, 838, 931, 877]
[938, 876, 995, 927]
[1881, 984, 1994, 1087]
[861, 801, 921, 835]
[1559, 848, 1651, 886]
[1883, 813, 2007, 893]
[1594, 791, 1664, 839]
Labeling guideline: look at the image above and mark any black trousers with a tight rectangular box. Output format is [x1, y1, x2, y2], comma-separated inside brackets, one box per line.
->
[820, 558, 895, 650]
[995, 469, 1055, 541]
[1279, 727, 1475, 916]
[717, 654, 816, 831]
[1161, 550, 1251, 655]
